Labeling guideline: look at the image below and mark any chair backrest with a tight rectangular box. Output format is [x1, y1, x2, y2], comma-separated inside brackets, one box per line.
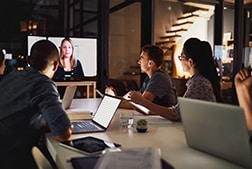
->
[32, 146, 53, 169]
[126, 79, 139, 91]
[108, 79, 127, 96]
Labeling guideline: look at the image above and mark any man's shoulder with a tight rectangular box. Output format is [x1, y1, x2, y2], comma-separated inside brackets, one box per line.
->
[20, 68, 55, 89]
[154, 69, 170, 75]
[152, 69, 171, 80]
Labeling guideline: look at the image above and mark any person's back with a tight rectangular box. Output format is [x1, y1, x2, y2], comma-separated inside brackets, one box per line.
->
[183, 73, 216, 102]
[200, 41, 222, 102]
[0, 40, 72, 169]
[0, 68, 56, 168]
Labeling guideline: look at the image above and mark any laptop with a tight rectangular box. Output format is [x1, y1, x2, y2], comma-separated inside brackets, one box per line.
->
[72, 95, 121, 134]
[61, 85, 77, 109]
[178, 97, 252, 169]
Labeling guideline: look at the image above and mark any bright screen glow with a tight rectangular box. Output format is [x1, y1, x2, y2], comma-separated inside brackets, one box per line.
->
[27, 36, 47, 56]
[27, 36, 97, 77]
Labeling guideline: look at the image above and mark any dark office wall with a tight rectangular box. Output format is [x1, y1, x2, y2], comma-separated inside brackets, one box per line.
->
[109, 3, 141, 85]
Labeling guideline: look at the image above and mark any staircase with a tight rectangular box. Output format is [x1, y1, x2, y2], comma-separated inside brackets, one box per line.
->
[155, 3, 214, 49]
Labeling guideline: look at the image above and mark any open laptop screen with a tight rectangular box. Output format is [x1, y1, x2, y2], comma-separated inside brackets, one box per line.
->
[178, 97, 252, 169]
[92, 95, 121, 128]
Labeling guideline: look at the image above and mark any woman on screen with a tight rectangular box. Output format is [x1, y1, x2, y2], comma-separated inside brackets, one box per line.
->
[54, 38, 84, 79]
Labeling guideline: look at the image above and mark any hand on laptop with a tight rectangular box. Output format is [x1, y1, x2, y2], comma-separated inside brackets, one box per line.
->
[123, 92, 131, 100]
[105, 86, 117, 96]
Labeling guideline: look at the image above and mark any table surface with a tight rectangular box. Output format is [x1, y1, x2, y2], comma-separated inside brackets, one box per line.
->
[46, 98, 245, 169]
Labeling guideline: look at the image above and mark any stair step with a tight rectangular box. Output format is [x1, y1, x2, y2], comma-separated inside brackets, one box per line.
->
[160, 46, 174, 50]
[160, 34, 181, 39]
[166, 28, 187, 34]
[178, 14, 199, 20]
[183, 6, 209, 14]
[155, 40, 176, 45]
[172, 21, 193, 27]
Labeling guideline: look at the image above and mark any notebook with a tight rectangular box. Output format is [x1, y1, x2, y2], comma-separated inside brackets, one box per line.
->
[72, 95, 121, 134]
[70, 154, 174, 169]
[178, 97, 252, 169]
[61, 85, 77, 109]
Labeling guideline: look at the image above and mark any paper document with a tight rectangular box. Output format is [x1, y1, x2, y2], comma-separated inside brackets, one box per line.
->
[94, 147, 161, 169]
[134, 115, 173, 124]
[123, 92, 150, 115]
[130, 101, 150, 115]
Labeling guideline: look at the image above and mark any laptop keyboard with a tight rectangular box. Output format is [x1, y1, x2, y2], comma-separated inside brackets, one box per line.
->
[73, 121, 102, 132]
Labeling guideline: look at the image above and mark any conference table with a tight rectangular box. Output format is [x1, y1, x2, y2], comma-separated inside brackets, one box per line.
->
[46, 98, 245, 169]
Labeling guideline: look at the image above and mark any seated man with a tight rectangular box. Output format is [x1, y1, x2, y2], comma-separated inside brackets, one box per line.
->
[0, 40, 73, 169]
[234, 68, 252, 130]
[106, 44, 177, 110]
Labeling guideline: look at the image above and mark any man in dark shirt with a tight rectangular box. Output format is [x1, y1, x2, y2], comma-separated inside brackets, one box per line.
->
[0, 40, 73, 169]
[106, 44, 177, 109]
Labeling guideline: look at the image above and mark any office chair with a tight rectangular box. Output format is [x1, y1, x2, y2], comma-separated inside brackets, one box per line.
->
[126, 79, 139, 91]
[108, 78, 127, 96]
[32, 146, 53, 169]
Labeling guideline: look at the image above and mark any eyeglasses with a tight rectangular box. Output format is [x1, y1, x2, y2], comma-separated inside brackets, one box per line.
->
[178, 55, 188, 61]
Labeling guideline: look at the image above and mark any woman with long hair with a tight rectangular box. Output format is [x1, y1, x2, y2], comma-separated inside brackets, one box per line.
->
[54, 38, 84, 78]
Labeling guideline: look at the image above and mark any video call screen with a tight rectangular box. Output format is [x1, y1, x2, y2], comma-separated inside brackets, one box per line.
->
[27, 36, 97, 77]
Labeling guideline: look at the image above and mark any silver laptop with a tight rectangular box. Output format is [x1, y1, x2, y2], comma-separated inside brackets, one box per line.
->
[61, 85, 77, 109]
[178, 97, 252, 169]
[72, 95, 121, 134]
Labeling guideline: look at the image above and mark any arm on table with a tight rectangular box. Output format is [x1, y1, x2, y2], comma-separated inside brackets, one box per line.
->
[129, 91, 176, 121]
[53, 124, 73, 142]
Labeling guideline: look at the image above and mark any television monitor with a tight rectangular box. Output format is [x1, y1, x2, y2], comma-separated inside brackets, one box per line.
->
[27, 36, 47, 56]
[27, 36, 97, 77]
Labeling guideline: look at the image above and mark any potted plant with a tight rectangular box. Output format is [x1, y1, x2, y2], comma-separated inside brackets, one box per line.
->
[136, 119, 148, 133]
